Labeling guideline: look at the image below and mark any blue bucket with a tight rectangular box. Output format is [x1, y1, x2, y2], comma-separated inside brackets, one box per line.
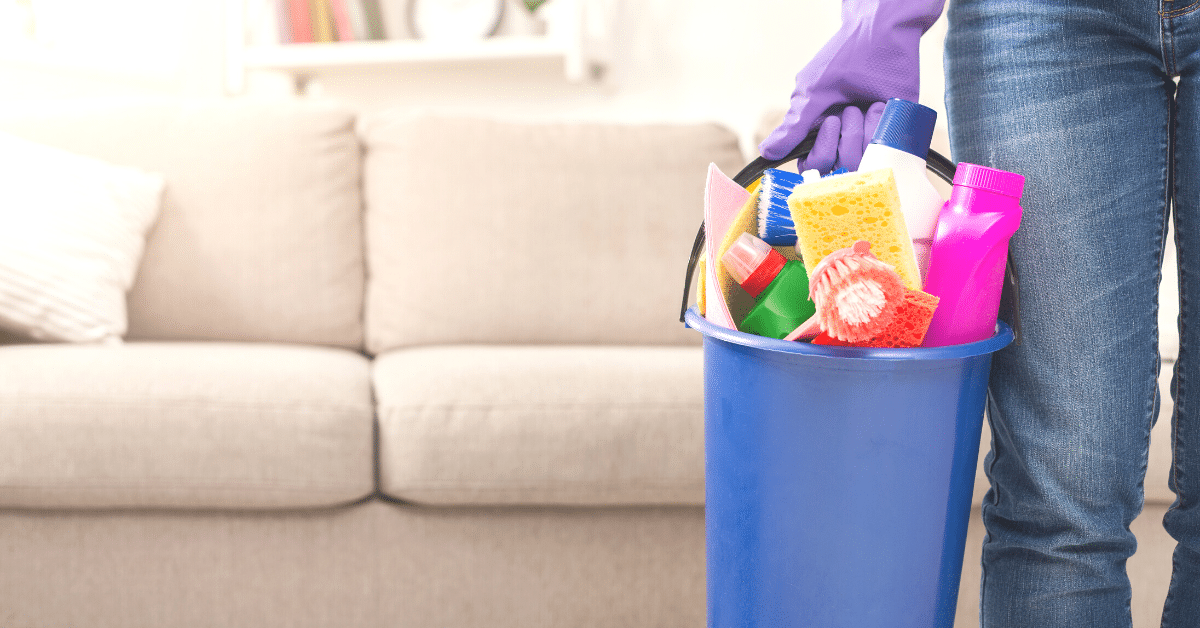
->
[685, 306, 1013, 628]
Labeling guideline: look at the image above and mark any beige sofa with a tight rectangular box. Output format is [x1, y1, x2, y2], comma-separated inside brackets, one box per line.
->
[0, 100, 1178, 627]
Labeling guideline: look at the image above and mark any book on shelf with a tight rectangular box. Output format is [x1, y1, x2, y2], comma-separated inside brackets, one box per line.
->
[329, 0, 356, 41]
[310, 0, 336, 42]
[274, 0, 292, 44]
[270, 0, 386, 44]
[359, 0, 387, 40]
[344, 0, 368, 41]
[283, 0, 313, 43]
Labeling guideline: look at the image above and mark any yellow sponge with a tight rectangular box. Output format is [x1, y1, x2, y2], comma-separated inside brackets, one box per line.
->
[787, 168, 921, 290]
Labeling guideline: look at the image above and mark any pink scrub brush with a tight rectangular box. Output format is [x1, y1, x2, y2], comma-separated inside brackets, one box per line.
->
[786, 240, 906, 343]
[812, 288, 940, 348]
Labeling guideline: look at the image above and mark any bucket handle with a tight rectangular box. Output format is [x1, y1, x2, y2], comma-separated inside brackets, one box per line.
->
[679, 133, 1023, 344]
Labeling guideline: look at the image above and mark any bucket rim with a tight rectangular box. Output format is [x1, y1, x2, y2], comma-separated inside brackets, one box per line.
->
[683, 306, 1013, 361]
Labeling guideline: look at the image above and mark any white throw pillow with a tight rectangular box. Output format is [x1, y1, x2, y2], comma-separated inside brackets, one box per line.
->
[0, 133, 164, 343]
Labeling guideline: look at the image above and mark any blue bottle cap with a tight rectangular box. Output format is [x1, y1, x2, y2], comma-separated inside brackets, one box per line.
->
[869, 98, 937, 160]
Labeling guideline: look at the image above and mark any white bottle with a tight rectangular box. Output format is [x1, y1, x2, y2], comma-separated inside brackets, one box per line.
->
[856, 98, 944, 282]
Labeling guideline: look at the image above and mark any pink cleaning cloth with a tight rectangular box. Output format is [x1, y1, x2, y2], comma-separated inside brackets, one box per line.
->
[806, 240, 905, 343]
[703, 163, 749, 330]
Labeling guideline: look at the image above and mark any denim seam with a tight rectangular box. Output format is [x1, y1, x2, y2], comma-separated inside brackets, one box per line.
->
[1173, 319, 1185, 512]
[1169, 83, 1186, 520]
[1163, 549, 1182, 620]
[978, 526, 990, 627]
[1174, 23, 1181, 75]
[1167, 14, 1181, 75]
[1162, 2, 1200, 18]
[1146, 133, 1173, 527]
[979, 396, 997, 626]
[1172, 360, 1183, 511]
[1148, 240, 1168, 519]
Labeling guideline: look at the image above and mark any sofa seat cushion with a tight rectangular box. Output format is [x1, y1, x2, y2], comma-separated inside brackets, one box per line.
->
[0, 342, 374, 510]
[374, 345, 705, 506]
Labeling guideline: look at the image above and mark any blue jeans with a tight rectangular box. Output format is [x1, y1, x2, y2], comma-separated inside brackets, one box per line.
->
[945, 0, 1200, 625]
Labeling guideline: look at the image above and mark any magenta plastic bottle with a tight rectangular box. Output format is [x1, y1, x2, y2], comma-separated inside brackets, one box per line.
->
[921, 163, 1024, 347]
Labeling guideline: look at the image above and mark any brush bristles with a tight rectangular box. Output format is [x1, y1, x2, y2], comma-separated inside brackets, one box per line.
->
[810, 254, 905, 342]
[757, 169, 802, 246]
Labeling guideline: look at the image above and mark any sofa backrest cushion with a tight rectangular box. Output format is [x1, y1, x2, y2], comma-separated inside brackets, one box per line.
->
[360, 113, 744, 352]
[0, 101, 365, 349]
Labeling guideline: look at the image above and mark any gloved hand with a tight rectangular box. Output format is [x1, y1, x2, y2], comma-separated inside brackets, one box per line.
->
[802, 102, 886, 173]
[759, 0, 946, 168]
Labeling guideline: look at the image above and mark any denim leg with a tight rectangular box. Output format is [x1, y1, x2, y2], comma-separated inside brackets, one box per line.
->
[945, 1, 1172, 626]
[1163, 5, 1200, 626]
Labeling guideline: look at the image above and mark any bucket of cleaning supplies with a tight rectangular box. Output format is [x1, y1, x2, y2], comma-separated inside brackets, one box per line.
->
[681, 133, 1016, 628]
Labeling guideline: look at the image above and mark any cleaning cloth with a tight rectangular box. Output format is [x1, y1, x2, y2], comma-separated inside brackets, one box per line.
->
[702, 163, 751, 329]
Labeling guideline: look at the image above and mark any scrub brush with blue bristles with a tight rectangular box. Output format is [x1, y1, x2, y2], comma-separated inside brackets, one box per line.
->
[757, 167, 850, 246]
[757, 169, 804, 246]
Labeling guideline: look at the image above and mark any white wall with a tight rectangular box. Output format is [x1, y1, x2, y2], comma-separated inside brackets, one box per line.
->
[1, 0, 949, 157]
[0, 0, 225, 101]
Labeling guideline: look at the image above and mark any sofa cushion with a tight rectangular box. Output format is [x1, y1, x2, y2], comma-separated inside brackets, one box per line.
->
[0, 342, 374, 510]
[360, 113, 745, 352]
[0, 101, 364, 349]
[374, 345, 705, 506]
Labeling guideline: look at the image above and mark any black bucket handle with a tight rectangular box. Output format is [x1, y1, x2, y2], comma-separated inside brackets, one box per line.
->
[679, 132, 1022, 344]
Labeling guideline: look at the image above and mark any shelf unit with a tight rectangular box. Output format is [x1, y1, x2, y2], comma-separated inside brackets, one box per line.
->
[225, 0, 608, 94]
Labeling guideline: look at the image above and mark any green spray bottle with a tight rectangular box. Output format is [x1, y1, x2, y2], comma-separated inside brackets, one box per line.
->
[722, 232, 815, 339]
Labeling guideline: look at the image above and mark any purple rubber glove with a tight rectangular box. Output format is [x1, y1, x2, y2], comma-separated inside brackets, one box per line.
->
[803, 101, 887, 173]
[760, 0, 946, 167]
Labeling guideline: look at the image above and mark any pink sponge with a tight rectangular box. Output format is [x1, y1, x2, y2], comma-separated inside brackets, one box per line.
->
[874, 289, 940, 348]
[807, 240, 905, 343]
[814, 289, 940, 348]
